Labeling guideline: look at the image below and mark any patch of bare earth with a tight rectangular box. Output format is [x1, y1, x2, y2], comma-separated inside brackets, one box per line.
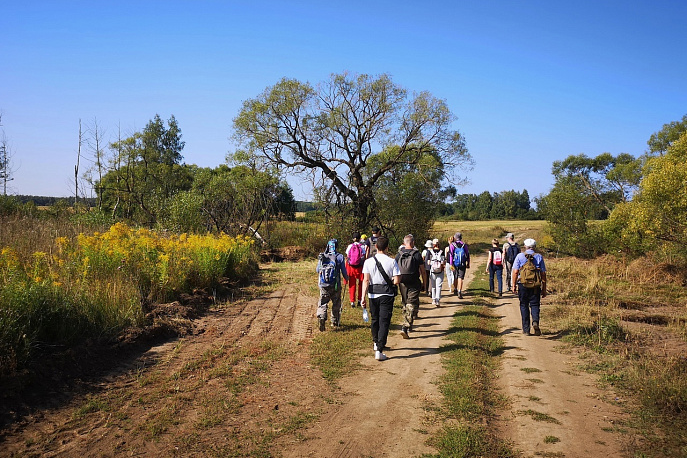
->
[493, 291, 630, 457]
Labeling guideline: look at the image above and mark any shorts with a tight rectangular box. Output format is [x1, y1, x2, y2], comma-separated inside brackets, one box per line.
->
[455, 266, 467, 279]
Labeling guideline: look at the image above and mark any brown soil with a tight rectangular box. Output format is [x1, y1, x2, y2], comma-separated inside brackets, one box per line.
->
[0, 256, 646, 457]
[493, 289, 630, 457]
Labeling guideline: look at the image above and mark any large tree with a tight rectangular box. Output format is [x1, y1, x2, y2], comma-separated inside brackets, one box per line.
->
[233, 72, 470, 232]
[99, 114, 192, 224]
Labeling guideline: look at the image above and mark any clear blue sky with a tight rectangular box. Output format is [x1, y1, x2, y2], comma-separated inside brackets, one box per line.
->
[2, 1, 686, 202]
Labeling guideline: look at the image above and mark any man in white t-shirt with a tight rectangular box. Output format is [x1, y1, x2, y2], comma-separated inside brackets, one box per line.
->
[361, 236, 400, 361]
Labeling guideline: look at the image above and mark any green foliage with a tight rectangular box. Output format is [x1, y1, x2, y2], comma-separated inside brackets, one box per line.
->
[233, 72, 471, 232]
[605, 131, 687, 258]
[98, 114, 192, 225]
[0, 194, 20, 216]
[538, 152, 641, 257]
[647, 114, 687, 157]
[442, 189, 536, 221]
[161, 164, 296, 239]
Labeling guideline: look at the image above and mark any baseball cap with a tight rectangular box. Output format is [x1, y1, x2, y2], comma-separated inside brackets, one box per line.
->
[524, 238, 536, 248]
[506, 233, 514, 239]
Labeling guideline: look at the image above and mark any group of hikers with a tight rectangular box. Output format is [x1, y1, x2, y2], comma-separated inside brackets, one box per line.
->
[316, 228, 547, 361]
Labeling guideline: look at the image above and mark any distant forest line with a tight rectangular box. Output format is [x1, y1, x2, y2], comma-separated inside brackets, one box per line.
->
[12, 190, 540, 221]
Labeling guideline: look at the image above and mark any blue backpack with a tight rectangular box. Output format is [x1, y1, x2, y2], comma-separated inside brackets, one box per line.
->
[318, 251, 339, 286]
[452, 242, 466, 268]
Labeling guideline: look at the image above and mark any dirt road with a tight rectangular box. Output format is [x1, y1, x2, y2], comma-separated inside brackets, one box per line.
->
[494, 288, 629, 457]
[0, 257, 630, 457]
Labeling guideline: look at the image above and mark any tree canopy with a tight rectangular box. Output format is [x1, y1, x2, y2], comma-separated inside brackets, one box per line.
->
[233, 72, 471, 233]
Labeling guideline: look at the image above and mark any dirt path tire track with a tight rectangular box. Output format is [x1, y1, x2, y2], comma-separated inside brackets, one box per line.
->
[494, 283, 629, 457]
[278, 265, 479, 458]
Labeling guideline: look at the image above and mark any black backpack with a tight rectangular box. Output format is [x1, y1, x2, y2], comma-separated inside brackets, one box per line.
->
[506, 242, 520, 264]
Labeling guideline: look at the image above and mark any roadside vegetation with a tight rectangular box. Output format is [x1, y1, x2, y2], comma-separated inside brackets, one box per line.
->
[545, 255, 687, 457]
[0, 216, 258, 375]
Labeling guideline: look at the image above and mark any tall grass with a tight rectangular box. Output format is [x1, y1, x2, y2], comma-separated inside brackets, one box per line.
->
[545, 254, 687, 456]
[0, 221, 258, 374]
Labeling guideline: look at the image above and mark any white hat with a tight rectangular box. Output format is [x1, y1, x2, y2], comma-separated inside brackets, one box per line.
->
[524, 238, 536, 248]
[432, 238, 439, 245]
[424, 239, 433, 248]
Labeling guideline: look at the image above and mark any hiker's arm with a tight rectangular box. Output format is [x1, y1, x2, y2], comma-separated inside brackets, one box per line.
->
[511, 267, 519, 293]
[393, 274, 400, 286]
[419, 263, 427, 289]
[361, 273, 370, 308]
[541, 271, 547, 297]
[485, 252, 491, 273]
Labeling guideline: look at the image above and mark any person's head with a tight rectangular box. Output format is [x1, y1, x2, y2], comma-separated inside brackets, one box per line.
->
[454, 232, 462, 241]
[448, 235, 455, 244]
[361, 234, 367, 241]
[404, 234, 415, 248]
[352, 231, 361, 241]
[424, 239, 433, 249]
[492, 238, 499, 246]
[327, 239, 338, 253]
[432, 238, 440, 248]
[371, 226, 380, 235]
[375, 236, 389, 252]
[524, 238, 536, 249]
[506, 232, 514, 241]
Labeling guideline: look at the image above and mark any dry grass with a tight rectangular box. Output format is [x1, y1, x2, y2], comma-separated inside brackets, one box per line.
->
[545, 254, 687, 456]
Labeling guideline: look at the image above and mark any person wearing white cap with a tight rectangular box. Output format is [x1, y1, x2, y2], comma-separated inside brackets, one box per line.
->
[427, 239, 446, 306]
[502, 233, 520, 292]
[511, 238, 547, 336]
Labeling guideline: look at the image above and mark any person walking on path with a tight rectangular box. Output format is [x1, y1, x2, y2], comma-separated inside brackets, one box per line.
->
[427, 238, 446, 307]
[486, 238, 504, 296]
[396, 234, 426, 339]
[421, 240, 433, 296]
[361, 236, 400, 361]
[511, 238, 547, 335]
[316, 239, 349, 331]
[444, 235, 455, 291]
[448, 232, 470, 299]
[368, 226, 381, 258]
[345, 232, 366, 308]
[502, 233, 520, 292]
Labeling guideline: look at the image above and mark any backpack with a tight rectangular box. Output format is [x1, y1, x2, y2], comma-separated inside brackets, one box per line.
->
[452, 242, 466, 268]
[505, 242, 520, 264]
[398, 248, 418, 275]
[318, 251, 339, 286]
[369, 235, 378, 257]
[348, 242, 363, 267]
[430, 250, 443, 273]
[519, 253, 542, 288]
[492, 249, 503, 266]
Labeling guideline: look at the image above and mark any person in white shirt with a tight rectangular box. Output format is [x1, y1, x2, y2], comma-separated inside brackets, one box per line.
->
[361, 236, 400, 361]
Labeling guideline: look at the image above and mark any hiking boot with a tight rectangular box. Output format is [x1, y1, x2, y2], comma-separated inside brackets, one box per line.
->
[318, 317, 326, 332]
[350, 301, 356, 308]
[357, 301, 361, 308]
[375, 351, 388, 361]
[401, 327, 409, 339]
[458, 292, 464, 299]
[533, 321, 541, 336]
[452, 289, 458, 296]
[499, 292, 503, 297]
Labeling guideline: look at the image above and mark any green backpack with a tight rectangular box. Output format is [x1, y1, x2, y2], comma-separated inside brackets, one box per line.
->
[520, 253, 542, 288]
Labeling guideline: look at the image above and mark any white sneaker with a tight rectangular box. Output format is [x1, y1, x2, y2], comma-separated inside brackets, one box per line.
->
[375, 351, 388, 361]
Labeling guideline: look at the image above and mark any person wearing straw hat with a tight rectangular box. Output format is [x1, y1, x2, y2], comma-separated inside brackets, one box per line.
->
[421, 239, 433, 296]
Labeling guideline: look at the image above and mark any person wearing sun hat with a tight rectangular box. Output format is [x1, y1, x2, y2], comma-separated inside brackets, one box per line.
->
[511, 238, 547, 336]
[428, 238, 446, 306]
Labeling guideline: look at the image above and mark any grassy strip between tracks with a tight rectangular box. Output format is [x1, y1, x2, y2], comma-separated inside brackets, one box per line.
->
[425, 263, 514, 458]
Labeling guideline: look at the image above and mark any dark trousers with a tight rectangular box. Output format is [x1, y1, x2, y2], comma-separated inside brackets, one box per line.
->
[517, 284, 541, 333]
[488, 265, 503, 293]
[370, 294, 394, 351]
